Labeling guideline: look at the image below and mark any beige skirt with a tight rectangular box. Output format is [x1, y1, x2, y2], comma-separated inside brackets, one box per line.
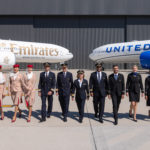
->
[0, 93, 3, 107]
[11, 91, 22, 105]
[24, 92, 35, 107]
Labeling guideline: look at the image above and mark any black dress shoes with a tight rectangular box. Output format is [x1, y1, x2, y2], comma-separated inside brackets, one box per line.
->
[95, 114, 98, 118]
[79, 117, 83, 123]
[40, 118, 46, 122]
[114, 119, 118, 125]
[99, 119, 103, 123]
[63, 117, 67, 122]
[47, 115, 51, 118]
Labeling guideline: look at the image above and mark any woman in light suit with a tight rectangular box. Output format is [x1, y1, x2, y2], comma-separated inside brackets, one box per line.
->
[23, 65, 36, 122]
[8, 64, 23, 123]
[0, 65, 6, 120]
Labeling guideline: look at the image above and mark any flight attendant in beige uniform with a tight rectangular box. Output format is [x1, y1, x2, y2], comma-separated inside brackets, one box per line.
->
[23, 64, 36, 122]
[0, 65, 6, 120]
[8, 64, 23, 123]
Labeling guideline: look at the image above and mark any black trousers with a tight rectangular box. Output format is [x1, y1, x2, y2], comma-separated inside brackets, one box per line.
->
[76, 98, 86, 119]
[41, 95, 53, 119]
[93, 93, 105, 119]
[111, 93, 121, 120]
[59, 94, 70, 117]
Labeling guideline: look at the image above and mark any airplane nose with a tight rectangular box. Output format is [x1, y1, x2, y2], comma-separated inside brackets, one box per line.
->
[89, 53, 94, 60]
[68, 52, 73, 59]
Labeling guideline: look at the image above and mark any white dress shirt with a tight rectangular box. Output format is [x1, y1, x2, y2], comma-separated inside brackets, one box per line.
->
[97, 71, 102, 81]
[78, 79, 83, 88]
[63, 71, 67, 78]
[45, 71, 49, 77]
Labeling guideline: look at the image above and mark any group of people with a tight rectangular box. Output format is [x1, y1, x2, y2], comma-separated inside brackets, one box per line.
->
[0, 62, 149, 125]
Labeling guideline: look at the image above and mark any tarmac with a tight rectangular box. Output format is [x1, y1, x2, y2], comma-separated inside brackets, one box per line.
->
[0, 70, 150, 150]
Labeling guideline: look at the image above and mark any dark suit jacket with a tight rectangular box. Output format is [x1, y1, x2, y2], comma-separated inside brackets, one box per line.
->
[56, 71, 73, 96]
[72, 79, 89, 100]
[108, 73, 125, 96]
[126, 72, 144, 94]
[38, 71, 56, 95]
[89, 71, 108, 97]
[145, 76, 150, 96]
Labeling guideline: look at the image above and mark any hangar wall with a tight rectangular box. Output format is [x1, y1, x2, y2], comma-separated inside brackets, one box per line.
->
[0, 16, 149, 69]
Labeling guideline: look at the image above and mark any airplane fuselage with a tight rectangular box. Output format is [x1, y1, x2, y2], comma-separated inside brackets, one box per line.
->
[89, 40, 150, 63]
[0, 39, 73, 63]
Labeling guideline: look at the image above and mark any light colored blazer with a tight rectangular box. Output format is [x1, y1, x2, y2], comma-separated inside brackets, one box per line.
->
[0, 74, 6, 94]
[22, 73, 36, 93]
[9, 73, 23, 93]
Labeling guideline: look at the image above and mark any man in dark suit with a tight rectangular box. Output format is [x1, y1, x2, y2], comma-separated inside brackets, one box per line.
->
[56, 63, 73, 122]
[89, 63, 108, 123]
[38, 62, 56, 122]
[108, 65, 125, 125]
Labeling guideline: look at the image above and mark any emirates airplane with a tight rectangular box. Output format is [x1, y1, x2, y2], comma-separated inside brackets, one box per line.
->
[0, 39, 73, 70]
[89, 40, 150, 69]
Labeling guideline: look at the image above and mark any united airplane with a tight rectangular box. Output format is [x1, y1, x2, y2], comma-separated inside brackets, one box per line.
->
[0, 39, 73, 69]
[89, 40, 150, 69]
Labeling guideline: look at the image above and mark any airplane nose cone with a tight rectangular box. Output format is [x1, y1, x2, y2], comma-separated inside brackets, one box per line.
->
[68, 52, 73, 60]
[89, 53, 94, 60]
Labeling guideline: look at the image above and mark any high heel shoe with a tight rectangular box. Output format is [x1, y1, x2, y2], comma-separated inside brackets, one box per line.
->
[18, 110, 22, 118]
[148, 110, 150, 117]
[11, 118, 16, 123]
[133, 119, 138, 122]
[1, 116, 4, 120]
[129, 110, 133, 118]
[27, 119, 31, 123]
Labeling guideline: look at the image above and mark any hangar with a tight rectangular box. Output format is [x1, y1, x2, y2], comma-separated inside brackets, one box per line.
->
[0, 0, 150, 69]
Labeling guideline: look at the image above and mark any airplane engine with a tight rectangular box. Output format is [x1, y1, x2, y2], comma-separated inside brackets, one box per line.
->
[0, 51, 16, 70]
[140, 51, 150, 69]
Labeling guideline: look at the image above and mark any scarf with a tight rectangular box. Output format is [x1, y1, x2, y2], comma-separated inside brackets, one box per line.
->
[26, 72, 33, 80]
[0, 72, 5, 84]
[10, 72, 19, 80]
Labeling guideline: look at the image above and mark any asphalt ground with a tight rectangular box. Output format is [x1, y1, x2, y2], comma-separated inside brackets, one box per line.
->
[0, 70, 150, 150]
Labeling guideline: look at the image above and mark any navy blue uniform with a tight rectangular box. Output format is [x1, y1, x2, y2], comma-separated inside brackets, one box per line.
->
[89, 71, 108, 120]
[56, 71, 73, 117]
[126, 72, 144, 102]
[108, 73, 125, 121]
[38, 71, 56, 119]
[145, 76, 150, 106]
[72, 79, 89, 120]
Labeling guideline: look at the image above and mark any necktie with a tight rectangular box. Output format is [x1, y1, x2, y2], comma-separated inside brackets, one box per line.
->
[98, 72, 101, 83]
[63, 72, 66, 78]
[46, 72, 48, 78]
[114, 74, 118, 80]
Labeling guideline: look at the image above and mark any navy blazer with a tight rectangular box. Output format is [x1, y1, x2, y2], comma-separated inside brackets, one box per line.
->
[56, 71, 73, 96]
[108, 73, 125, 96]
[72, 79, 89, 100]
[38, 71, 56, 95]
[145, 76, 150, 96]
[89, 71, 108, 97]
[126, 72, 144, 94]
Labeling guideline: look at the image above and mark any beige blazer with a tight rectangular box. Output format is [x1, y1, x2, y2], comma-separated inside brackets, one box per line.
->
[0, 73, 6, 94]
[23, 73, 36, 94]
[9, 72, 23, 93]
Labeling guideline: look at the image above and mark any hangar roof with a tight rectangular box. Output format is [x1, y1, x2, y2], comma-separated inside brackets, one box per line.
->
[0, 0, 150, 15]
